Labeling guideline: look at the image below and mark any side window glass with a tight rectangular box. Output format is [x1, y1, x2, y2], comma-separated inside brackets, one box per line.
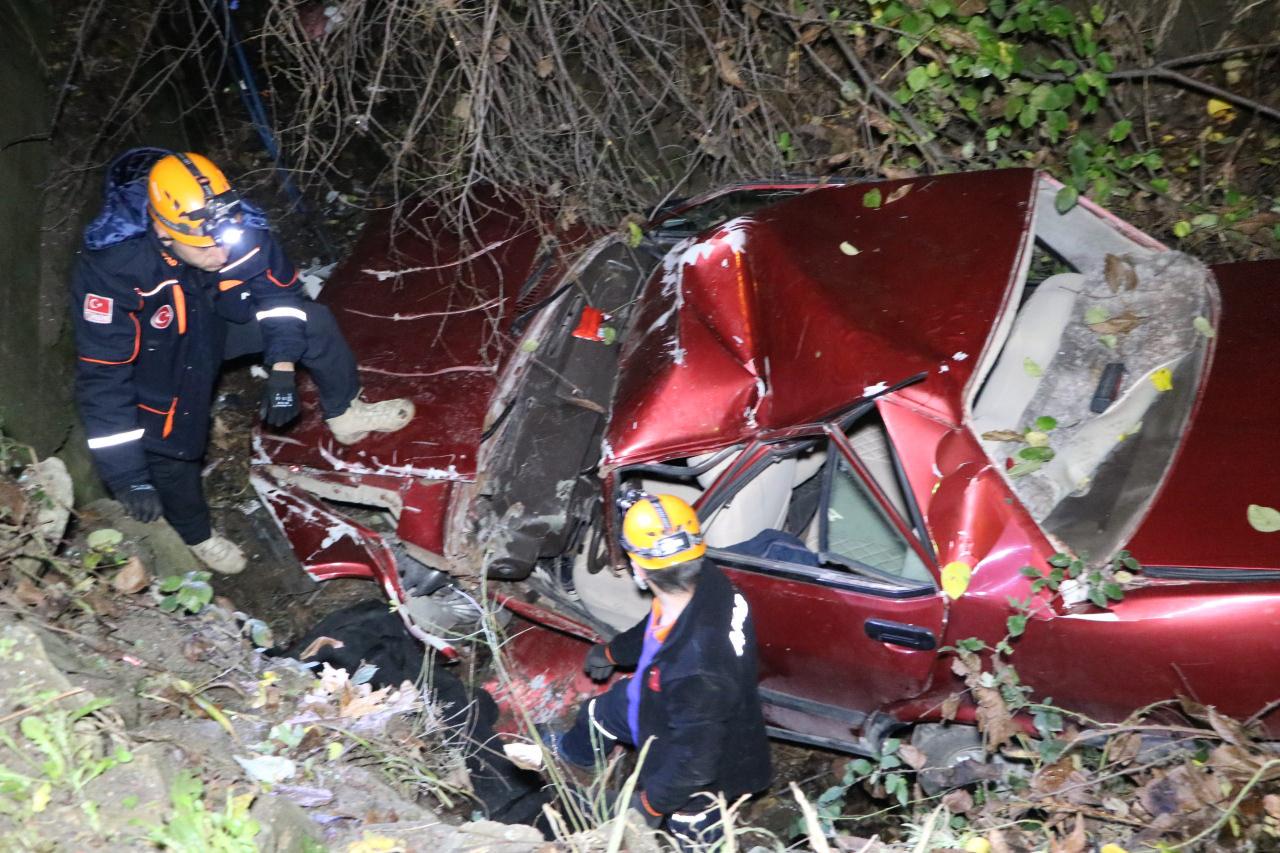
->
[825, 456, 931, 584]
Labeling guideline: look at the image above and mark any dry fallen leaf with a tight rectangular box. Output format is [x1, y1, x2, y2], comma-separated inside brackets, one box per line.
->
[981, 429, 1027, 443]
[1104, 254, 1139, 292]
[1087, 310, 1145, 335]
[1049, 814, 1087, 853]
[715, 47, 745, 89]
[899, 743, 928, 770]
[111, 555, 150, 594]
[1206, 707, 1254, 747]
[1136, 764, 1224, 817]
[14, 576, 45, 607]
[1108, 730, 1141, 766]
[884, 183, 913, 205]
[940, 693, 961, 721]
[941, 787, 973, 814]
[300, 635, 346, 660]
[534, 56, 554, 78]
[182, 634, 215, 663]
[1264, 793, 1280, 820]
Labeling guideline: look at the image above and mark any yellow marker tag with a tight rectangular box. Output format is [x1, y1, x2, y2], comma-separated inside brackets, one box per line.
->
[1099, 845, 1129, 853]
[1150, 368, 1173, 392]
[1207, 98, 1237, 124]
[942, 561, 971, 600]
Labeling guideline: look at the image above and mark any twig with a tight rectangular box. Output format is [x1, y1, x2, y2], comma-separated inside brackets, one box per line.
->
[1107, 65, 1280, 123]
[803, 2, 945, 170]
[1165, 758, 1280, 850]
[0, 687, 87, 727]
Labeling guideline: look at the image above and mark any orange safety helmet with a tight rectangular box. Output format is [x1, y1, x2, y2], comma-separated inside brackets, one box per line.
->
[620, 492, 706, 571]
[147, 152, 245, 247]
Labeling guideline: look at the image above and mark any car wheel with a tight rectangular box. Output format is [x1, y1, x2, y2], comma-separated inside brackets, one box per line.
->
[910, 724, 1000, 795]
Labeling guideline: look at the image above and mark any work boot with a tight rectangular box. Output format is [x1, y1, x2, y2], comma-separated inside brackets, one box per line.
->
[326, 394, 415, 445]
[190, 533, 246, 575]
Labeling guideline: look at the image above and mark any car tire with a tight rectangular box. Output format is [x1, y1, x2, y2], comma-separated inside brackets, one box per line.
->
[910, 724, 993, 795]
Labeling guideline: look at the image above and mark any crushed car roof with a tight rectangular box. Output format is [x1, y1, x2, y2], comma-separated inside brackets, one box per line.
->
[604, 169, 1038, 465]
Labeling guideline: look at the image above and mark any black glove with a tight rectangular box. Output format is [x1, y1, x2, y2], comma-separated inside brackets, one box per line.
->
[584, 644, 615, 681]
[628, 792, 662, 829]
[117, 483, 163, 523]
[261, 368, 300, 427]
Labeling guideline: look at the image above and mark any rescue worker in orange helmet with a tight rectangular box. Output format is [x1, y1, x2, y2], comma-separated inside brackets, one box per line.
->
[548, 491, 771, 848]
[71, 149, 415, 574]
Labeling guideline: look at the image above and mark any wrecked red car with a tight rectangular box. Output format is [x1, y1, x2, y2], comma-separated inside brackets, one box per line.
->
[252, 169, 1280, 764]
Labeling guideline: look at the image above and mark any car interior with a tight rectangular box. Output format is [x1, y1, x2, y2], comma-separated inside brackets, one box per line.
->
[969, 177, 1214, 557]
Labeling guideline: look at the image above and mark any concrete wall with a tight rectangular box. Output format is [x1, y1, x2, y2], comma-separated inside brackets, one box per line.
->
[0, 0, 95, 495]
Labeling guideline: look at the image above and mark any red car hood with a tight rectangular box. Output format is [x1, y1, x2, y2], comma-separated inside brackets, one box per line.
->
[259, 196, 578, 480]
[1126, 259, 1280, 570]
[605, 169, 1038, 465]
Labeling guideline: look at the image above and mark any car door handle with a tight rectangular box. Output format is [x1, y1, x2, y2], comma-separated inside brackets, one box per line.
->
[864, 618, 937, 650]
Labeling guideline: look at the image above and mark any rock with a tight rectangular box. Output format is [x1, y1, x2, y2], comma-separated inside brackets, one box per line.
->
[83, 742, 176, 836]
[250, 792, 325, 852]
[20, 456, 73, 544]
[448, 819, 547, 851]
[0, 622, 77, 715]
[82, 498, 201, 575]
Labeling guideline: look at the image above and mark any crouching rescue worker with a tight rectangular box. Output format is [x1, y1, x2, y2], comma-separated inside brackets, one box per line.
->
[554, 492, 771, 847]
[71, 149, 415, 574]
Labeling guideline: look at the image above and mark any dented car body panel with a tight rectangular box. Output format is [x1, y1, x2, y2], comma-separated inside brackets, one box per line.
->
[253, 170, 1280, 749]
[606, 169, 1037, 466]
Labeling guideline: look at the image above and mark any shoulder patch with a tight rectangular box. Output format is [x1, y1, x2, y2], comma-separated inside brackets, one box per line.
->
[83, 293, 114, 324]
[150, 305, 174, 330]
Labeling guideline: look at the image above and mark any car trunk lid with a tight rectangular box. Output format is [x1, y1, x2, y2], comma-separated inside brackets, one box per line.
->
[1126, 259, 1280, 571]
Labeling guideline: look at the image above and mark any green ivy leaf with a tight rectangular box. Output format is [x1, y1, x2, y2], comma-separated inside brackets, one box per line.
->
[1022, 356, 1042, 377]
[1048, 553, 1072, 568]
[1108, 119, 1132, 142]
[1033, 415, 1058, 432]
[863, 188, 883, 209]
[906, 65, 931, 92]
[1007, 459, 1043, 477]
[1088, 587, 1108, 608]
[1173, 220, 1192, 238]
[1006, 613, 1028, 637]
[1103, 582, 1125, 601]
[1019, 565, 1043, 578]
[1018, 446, 1055, 462]
[1099, 333, 1118, 349]
[87, 528, 123, 551]
[158, 575, 185, 593]
[1054, 185, 1079, 213]
[1083, 305, 1110, 326]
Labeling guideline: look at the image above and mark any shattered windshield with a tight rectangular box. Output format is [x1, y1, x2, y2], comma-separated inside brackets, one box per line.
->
[651, 187, 811, 237]
[971, 190, 1216, 563]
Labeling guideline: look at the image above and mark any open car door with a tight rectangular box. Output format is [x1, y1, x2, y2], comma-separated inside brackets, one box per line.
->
[696, 402, 945, 753]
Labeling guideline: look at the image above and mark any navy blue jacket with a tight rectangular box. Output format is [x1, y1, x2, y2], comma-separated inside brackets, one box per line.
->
[604, 564, 772, 815]
[71, 229, 306, 491]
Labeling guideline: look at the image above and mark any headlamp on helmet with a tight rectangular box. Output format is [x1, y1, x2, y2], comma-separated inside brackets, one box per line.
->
[619, 492, 706, 571]
[147, 152, 245, 248]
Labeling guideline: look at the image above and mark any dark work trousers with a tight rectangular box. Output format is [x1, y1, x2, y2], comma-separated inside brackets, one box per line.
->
[149, 301, 361, 544]
[560, 681, 726, 851]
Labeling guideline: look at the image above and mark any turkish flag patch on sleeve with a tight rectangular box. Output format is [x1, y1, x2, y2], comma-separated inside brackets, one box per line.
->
[83, 294, 114, 324]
